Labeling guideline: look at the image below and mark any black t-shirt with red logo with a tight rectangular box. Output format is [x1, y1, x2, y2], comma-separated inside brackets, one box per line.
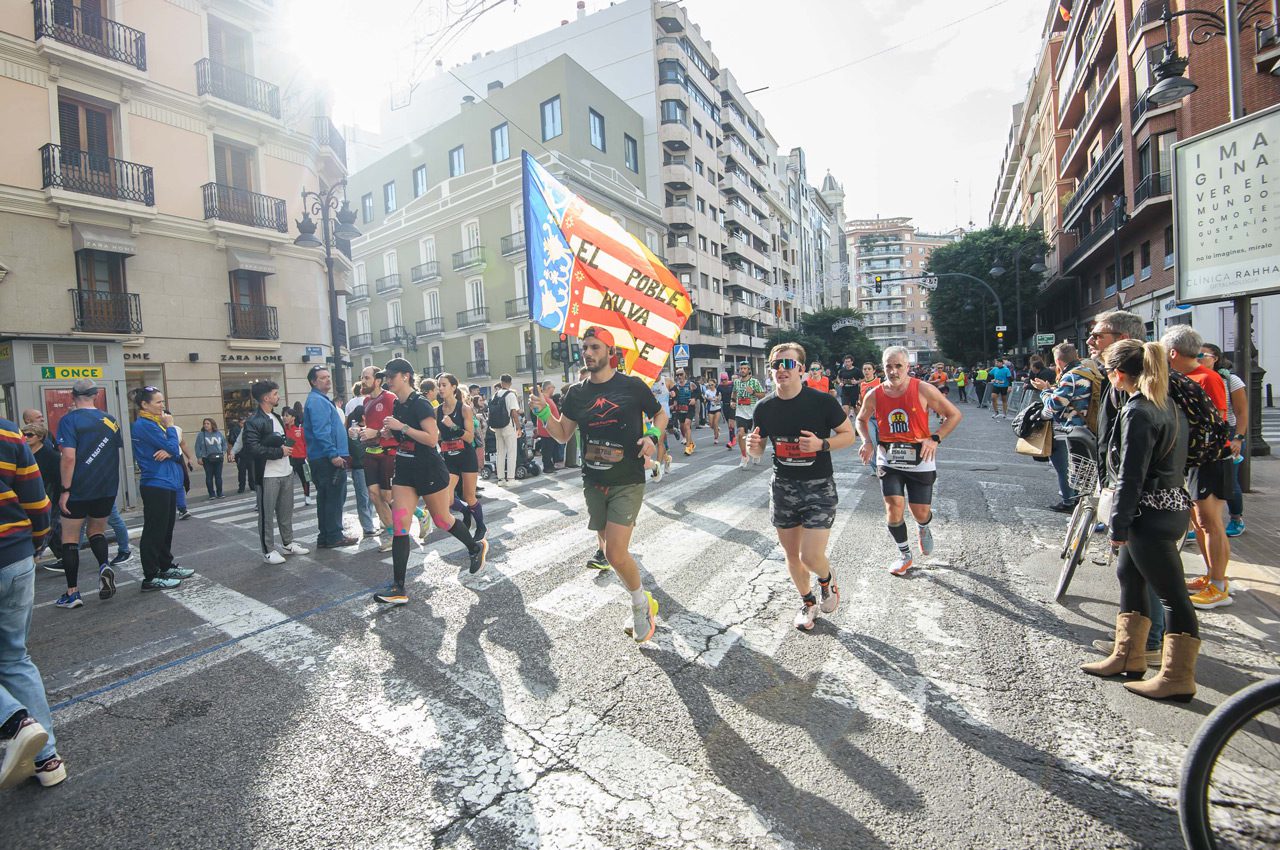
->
[752, 387, 847, 481]
[561, 372, 661, 486]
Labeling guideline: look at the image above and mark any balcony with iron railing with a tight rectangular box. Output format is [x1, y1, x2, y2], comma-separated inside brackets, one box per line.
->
[1058, 0, 1113, 119]
[515, 354, 535, 372]
[452, 246, 486, 271]
[415, 317, 443, 337]
[348, 283, 368, 302]
[33, 0, 147, 71]
[201, 183, 287, 232]
[410, 261, 440, 284]
[500, 231, 525, 257]
[226, 303, 278, 340]
[457, 307, 488, 329]
[505, 297, 529, 320]
[375, 273, 402, 295]
[195, 58, 280, 119]
[312, 116, 346, 167]
[1062, 128, 1124, 227]
[1063, 206, 1123, 272]
[69, 289, 141, 334]
[1134, 171, 1172, 209]
[40, 143, 154, 206]
[349, 332, 372, 349]
[1060, 55, 1120, 173]
[1128, 1, 1168, 45]
[466, 360, 489, 378]
[379, 325, 409, 345]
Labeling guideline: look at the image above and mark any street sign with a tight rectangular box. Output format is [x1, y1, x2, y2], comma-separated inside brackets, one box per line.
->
[995, 325, 1008, 332]
[40, 366, 102, 380]
[673, 343, 690, 367]
[1035, 333, 1056, 347]
[305, 345, 324, 356]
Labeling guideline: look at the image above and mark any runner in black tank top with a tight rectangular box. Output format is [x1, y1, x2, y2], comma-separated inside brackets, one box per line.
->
[436, 373, 485, 541]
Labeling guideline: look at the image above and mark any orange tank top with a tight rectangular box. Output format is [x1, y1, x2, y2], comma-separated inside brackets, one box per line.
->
[873, 378, 931, 443]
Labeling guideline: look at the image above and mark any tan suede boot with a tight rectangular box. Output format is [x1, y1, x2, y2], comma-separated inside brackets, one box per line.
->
[1124, 634, 1200, 703]
[1081, 612, 1151, 679]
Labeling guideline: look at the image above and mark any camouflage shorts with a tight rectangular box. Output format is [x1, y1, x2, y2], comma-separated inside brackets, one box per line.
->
[770, 475, 838, 529]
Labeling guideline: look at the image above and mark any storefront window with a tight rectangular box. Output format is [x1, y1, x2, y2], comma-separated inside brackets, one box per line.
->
[220, 366, 286, 429]
[125, 366, 166, 419]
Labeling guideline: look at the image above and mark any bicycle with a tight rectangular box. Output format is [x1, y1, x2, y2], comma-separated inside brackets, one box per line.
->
[1179, 674, 1280, 849]
[1055, 427, 1104, 602]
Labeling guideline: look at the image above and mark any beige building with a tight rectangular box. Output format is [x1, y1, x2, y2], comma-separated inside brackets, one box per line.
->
[345, 55, 663, 390]
[846, 218, 961, 365]
[0, 0, 347, 499]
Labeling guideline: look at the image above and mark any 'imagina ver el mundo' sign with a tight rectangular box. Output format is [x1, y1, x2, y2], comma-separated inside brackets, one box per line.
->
[1174, 102, 1280, 304]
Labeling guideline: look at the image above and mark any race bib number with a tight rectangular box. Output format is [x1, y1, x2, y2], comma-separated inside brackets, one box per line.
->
[774, 438, 816, 466]
[439, 439, 465, 454]
[584, 440, 625, 467]
[676, 404, 688, 412]
[736, 396, 752, 406]
[884, 442, 921, 466]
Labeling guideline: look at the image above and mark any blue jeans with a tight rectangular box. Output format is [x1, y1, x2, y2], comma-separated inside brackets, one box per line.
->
[351, 467, 375, 535]
[77, 504, 131, 554]
[309, 459, 348, 545]
[1050, 436, 1078, 505]
[0, 556, 57, 762]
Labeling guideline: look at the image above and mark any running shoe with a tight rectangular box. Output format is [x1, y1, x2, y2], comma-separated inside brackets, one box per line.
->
[158, 566, 195, 579]
[98, 564, 116, 600]
[889, 552, 913, 577]
[738, 456, 750, 469]
[727, 437, 736, 449]
[586, 549, 611, 571]
[663, 456, 672, 474]
[140, 577, 181, 591]
[0, 717, 48, 790]
[303, 497, 313, 506]
[377, 535, 394, 553]
[752, 454, 761, 465]
[651, 460, 664, 483]
[794, 598, 819, 631]
[684, 442, 694, 456]
[623, 591, 659, 643]
[263, 551, 286, 565]
[1186, 575, 1234, 596]
[1225, 518, 1245, 537]
[919, 524, 934, 557]
[177, 509, 192, 520]
[712, 438, 719, 445]
[468, 539, 489, 574]
[818, 576, 840, 614]
[34, 754, 66, 787]
[40, 560, 63, 573]
[374, 586, 408, 605]
[1190, 582, 1233, 610]
[54, 592, 83, 610]
[281, 542, 310, 555]
[109, 551, 132, 567]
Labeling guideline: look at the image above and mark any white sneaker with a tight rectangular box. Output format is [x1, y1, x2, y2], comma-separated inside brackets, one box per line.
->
[889, 552, 913, 576]
[303, 496, 313, 506]
[281, 542, 310, 556]
[819, 575, 840, 614]
[752, 454, 761, 465]
[919, 525, 934, 557]
[622, 591, 658, 643]
[651, 461, 663, 483]
[794, 599, 819, 631]
[739, 456, 750, 469]
[263, 550, 286, 565]
[378, 535, 394, 553]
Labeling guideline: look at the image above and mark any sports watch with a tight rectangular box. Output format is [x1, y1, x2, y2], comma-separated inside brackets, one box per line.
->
[930, 433, 941, 443]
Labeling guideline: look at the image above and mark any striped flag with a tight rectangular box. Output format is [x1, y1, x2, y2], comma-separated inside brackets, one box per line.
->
[1058, 1, 1072, 22]
[522, 151, 692, 385]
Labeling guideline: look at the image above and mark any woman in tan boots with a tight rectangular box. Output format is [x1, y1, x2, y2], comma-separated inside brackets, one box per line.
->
[1082, 339, 1199, 702]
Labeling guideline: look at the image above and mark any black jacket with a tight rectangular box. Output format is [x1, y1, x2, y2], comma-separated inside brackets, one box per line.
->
[1106, 393, 1189, 542]
[242, 407, 288, 486]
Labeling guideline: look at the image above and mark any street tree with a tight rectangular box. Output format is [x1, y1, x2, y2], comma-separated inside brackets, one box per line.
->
[924, 226, 1047, 365]
[766, 307, 879, 369]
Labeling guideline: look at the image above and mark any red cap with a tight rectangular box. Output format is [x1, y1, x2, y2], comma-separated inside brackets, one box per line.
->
[582, 326, 615, 347]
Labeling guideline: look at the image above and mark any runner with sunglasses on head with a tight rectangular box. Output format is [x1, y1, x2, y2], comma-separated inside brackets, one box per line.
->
[529, 326, 666, 643]
[375, 359, 488, 605]
[857, 346, 963, 576]
[731, 361, 766, 469]
[745, 344, 855, 631]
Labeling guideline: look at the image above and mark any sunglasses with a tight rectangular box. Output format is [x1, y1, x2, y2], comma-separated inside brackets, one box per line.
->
[21, 431, 36, 438]
[771, 358, 800, 371]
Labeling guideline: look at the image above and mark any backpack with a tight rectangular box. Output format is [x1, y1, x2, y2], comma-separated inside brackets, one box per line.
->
[1168, 371, 1233, 470]
[1065, 359, 1105, 436]
[487, 390, 512, 429]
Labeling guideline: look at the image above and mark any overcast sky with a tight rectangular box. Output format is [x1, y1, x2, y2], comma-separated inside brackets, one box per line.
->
[287, 0, 1047, 232]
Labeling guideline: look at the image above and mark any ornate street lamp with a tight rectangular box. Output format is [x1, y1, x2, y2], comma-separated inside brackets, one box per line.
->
[295, 180, 361, 400]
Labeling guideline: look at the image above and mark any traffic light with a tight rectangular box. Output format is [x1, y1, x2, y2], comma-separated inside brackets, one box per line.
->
[570, 344, 582, 364]
[996, 331, 1005, 340]
[874, 275, 883, 293]
[550, 341, 566, 363]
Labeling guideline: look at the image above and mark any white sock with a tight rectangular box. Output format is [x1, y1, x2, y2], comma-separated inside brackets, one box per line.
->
[630, 587, 648, 607]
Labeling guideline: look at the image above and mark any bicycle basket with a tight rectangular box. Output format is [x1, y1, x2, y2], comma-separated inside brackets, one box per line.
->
[1067, 454, 1099, 493]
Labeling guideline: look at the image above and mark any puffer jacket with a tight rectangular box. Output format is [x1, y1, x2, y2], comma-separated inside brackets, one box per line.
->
[1106, 393, 1190, 542]
[242, 407, 288, 486]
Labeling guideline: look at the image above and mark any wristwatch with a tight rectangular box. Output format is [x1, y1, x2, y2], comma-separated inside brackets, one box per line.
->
[1234, 433, 1246, 441]
[930, 433, 941, 443]
[821, 438, 830, 452]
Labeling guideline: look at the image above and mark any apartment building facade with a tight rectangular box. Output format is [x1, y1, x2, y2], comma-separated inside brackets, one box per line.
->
[0, 0, 346, 501]
[846, 218, 961, 365]
[344, 56, 662, 389]
[354, 0, 842, 379]
[993, 0, 1280, 382]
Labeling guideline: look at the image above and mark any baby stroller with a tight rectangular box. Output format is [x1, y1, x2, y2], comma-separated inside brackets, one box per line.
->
[480, 424, 542, 480]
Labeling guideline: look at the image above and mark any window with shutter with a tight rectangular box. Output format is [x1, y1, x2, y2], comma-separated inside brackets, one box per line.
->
[58, 99, 80, 151]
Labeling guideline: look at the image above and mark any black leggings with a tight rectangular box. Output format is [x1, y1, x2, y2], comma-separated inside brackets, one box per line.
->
[1116, 506, 1198, 638]
[139, 485, 177, 581]
[289, 457, 310, 496]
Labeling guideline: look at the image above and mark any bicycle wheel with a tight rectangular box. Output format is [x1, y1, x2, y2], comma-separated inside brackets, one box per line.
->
[1059, 500, 1085, 560]
[1180, 676, 1280, 850]
[1055, 503, 1094, 602]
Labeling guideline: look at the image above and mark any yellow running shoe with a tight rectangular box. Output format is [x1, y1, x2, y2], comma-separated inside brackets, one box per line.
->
[1190, 582, 1233, 610]
[623, 591, 659, 642]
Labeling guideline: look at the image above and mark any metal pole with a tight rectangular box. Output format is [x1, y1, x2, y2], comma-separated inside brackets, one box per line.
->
[1224, 0, 1255, 487]
[1014, 247, 1023, 356]
[321, 203, 344, 402]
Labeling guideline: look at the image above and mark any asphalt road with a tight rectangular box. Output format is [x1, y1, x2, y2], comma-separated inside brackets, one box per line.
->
[4, 404, 1278, 849]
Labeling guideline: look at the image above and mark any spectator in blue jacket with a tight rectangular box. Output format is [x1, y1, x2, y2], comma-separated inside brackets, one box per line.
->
[1034, 343, 1103, 513]
[303, 367, 354, 548]
[130, 387, 195, 591]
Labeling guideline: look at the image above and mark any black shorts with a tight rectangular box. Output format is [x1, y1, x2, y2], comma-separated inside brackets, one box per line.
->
[442, 445, 479, 475]
[991, 386, 1009, 396]
[840, 386, 858, 406]
[673, 408, 693, 423]
[364, 450, 396, 490]
[62, 496, 114, 520]
[771, 475, 838, 529]
[393, 451, 450, 496]
[734, 415, 753, 429]
[877, 467, 937, 504]
[1193, 458, 1233, 501]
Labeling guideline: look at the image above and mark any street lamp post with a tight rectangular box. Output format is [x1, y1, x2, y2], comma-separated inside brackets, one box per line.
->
[294, 180, 361, 402]
[990, 241, 1046, 355]
[1144, 0, 1275, 485]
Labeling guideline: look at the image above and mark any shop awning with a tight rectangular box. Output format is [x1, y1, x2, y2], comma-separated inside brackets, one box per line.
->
[71, 224, 136, 256]
[227, 249, 277, 275]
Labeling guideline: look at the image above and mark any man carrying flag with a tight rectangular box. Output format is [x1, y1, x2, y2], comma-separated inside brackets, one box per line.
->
[529, 326, 667, 644]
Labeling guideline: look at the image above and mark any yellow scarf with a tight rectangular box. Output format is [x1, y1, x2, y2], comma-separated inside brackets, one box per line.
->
[138, 411, 166, 428]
